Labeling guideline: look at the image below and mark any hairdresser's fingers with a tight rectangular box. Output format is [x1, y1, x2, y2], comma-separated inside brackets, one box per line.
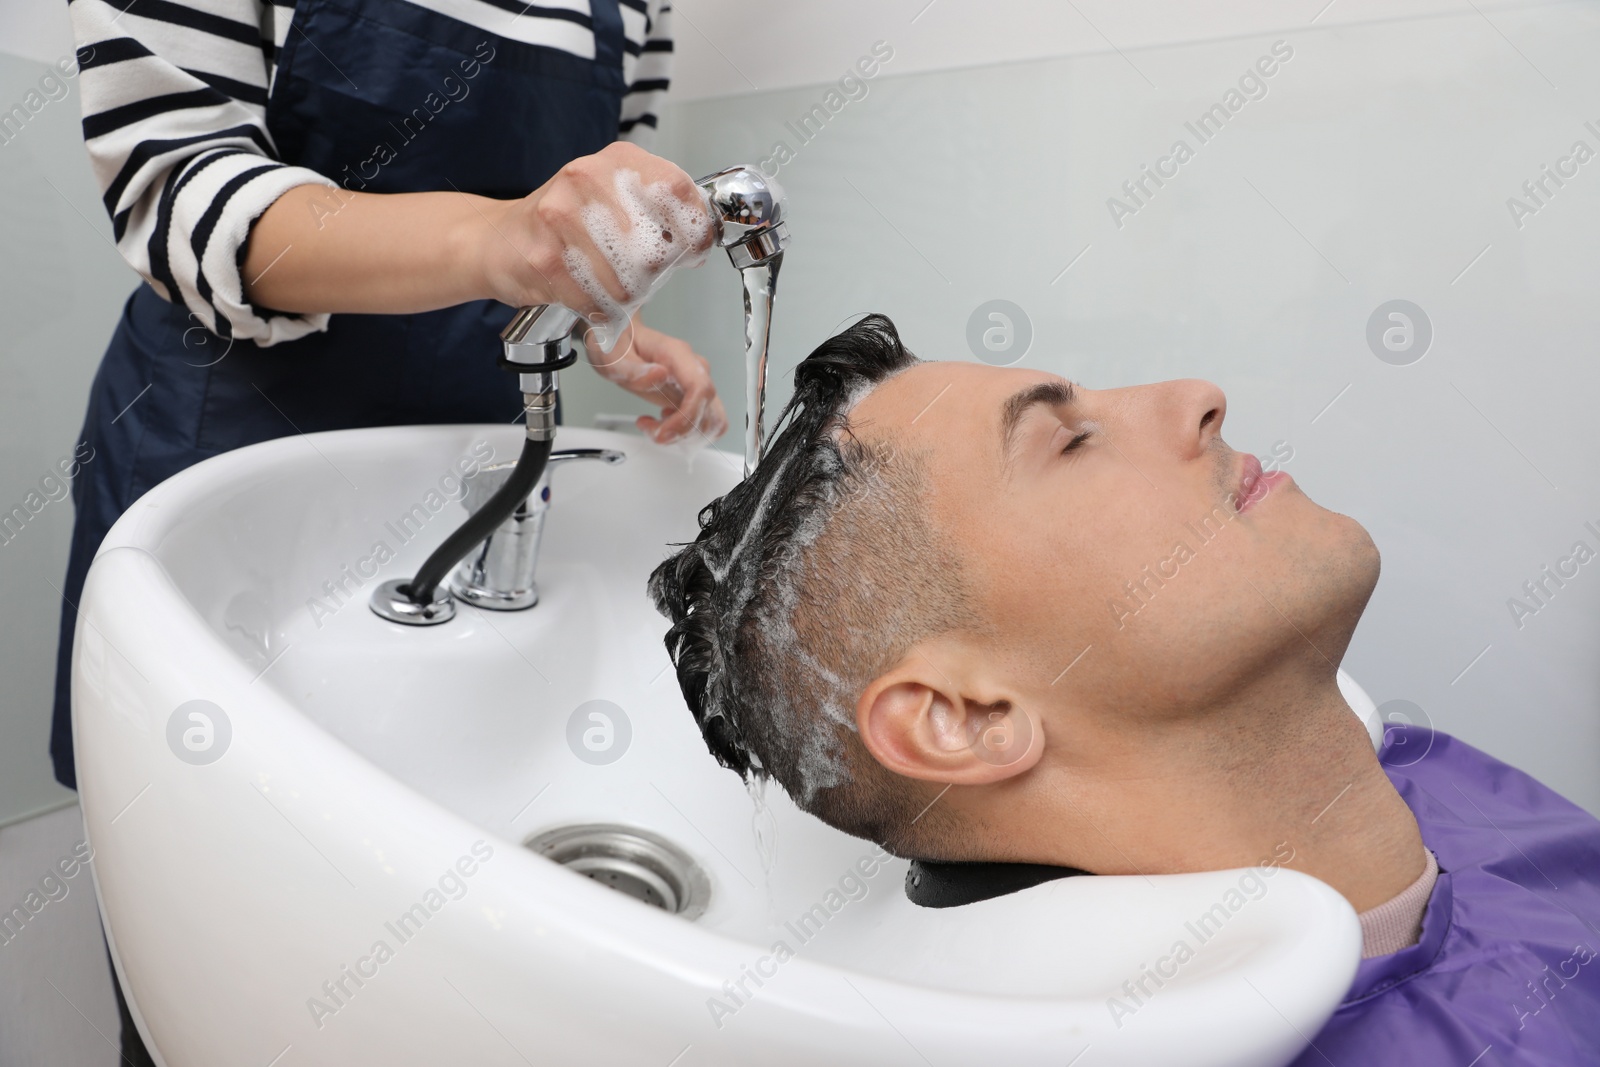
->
[698, 394, 730, 439]
[656, 367, 715, 442]
[599, 358, 672, 394]
[529, 184, 633, 309]
[548, 142, 709, 278]
[583, 170, 713, 313]
[486, 140, 712, 317]
[583, 318, 657, 377]
[665, 391, 729, 441]
[599, 324, 696, 443]
[651, 403, 692, 444]
[588, 142, 714, 257]
[638, 381, 722, 444]
[633, 329, 721, 444]
[583, 321, 713, 442]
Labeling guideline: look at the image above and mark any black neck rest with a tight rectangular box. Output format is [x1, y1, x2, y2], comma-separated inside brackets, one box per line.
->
[904, 858, 1093, 908]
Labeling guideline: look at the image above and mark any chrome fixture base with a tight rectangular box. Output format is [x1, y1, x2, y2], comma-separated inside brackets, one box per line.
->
[450, 580, 539, 612]
[370, 578, 455, 626]
[447, 447, 625, 612]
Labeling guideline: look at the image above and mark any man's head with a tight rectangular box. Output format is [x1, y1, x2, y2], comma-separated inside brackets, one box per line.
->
[649, 314, 1380, 863]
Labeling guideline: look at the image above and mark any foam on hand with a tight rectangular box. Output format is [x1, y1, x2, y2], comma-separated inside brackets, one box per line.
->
[563, 168, 713, 353]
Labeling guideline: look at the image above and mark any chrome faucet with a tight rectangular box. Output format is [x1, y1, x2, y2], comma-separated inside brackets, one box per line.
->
[371, 304, 587, 626]
[448, 447, 625, 610]
[695, 165, 790, 474]
[371, 163, 787, 627]
[696, 165, 789, 269]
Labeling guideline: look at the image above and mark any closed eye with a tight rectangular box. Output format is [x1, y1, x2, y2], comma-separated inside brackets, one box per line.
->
[1061, 430, 1093, 455]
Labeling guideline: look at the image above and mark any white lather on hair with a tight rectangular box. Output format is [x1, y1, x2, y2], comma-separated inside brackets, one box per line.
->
[689, 364, 926, 802]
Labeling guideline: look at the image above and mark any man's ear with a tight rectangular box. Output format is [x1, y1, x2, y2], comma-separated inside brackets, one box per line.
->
[855, 642, 1043, 786]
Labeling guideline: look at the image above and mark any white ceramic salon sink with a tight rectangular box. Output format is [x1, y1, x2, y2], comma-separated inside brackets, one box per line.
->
[74, 424, 1371, 1067]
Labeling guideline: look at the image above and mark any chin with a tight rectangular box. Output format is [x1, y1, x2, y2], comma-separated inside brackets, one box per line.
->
[1348, 517, 1382, 599]
[1312, 510, 1382, 642]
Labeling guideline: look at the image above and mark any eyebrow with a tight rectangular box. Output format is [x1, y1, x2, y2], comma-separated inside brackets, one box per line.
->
[999, 379, 1077, 468]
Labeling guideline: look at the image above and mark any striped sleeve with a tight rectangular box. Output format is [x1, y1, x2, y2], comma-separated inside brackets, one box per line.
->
[70, 0, 337, 346]
[618, 0, 672, 147]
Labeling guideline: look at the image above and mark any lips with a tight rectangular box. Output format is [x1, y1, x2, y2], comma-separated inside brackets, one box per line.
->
[1235, 452, 1289, 513]
[1237, 453, 1263, 506]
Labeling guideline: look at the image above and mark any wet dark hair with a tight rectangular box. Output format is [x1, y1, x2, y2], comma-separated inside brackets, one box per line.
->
[648, 314, 974, 852]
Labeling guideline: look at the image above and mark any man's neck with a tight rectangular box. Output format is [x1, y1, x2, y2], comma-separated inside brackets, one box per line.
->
[1011, 674, 1426, 913]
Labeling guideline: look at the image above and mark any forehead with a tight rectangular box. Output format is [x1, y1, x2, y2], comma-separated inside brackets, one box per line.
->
[847, 361, 1061, 461]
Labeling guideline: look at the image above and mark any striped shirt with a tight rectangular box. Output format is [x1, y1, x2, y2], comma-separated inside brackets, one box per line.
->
[69, 0, 674, 346]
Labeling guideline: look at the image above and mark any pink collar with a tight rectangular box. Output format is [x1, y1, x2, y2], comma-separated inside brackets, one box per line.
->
[1357, 847, 1438, 958]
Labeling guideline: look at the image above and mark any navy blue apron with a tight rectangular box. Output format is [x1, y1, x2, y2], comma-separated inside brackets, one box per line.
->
[52, 0, 629, 787]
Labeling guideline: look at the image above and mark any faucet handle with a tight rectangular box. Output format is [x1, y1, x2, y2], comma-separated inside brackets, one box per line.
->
[546, 447, 627, 469]
[539, 448, 627, 504]
[460, 448, 625, 516]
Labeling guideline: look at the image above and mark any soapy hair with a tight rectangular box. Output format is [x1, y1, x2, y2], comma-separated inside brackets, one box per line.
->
[648, 315, 974, 853]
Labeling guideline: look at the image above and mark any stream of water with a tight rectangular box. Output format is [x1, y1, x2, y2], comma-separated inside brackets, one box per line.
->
[737, 252, 783, 913]
[738, 254, 782, 477]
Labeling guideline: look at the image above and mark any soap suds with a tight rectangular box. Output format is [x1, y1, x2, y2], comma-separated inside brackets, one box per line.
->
[689, 444, 861, 803]
[564, 168, 713, 354]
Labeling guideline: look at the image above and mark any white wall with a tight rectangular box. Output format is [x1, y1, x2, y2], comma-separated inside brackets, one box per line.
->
[0, 36, 137, 823]
[664, 0, 1555, 101]
[0, 5, 76, 69]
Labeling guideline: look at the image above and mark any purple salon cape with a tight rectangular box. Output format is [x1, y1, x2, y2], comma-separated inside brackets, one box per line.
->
[1288, 724, 1600, 1066]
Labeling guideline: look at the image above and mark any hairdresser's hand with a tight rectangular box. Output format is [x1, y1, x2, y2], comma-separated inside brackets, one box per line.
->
[587, 314, 728, 445]
[478, 142, 713, 335]
[242, 146, 709, 320]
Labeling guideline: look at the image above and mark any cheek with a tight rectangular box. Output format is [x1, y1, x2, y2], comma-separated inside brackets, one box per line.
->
[968, 467, 1233, 629]
[980, 493, 1145, 630]
[1081, 490, 1261, 647]
[1076, 493, 1190, 589]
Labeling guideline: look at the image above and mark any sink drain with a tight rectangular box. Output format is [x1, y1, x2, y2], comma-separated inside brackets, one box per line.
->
[525, 824, 711, 920]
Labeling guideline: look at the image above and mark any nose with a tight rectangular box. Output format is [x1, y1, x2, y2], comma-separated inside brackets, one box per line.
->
[1176, 379, 1227, 456]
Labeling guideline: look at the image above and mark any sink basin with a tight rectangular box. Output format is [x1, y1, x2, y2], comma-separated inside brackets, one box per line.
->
[74, 424, 1364, 1066]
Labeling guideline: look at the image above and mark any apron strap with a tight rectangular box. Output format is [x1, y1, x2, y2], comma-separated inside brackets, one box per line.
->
[589, 0, 626, 88]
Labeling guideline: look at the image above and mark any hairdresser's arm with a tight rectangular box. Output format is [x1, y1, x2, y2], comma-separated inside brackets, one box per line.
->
[242, 141, 708, 326]
[244, 142, 723, 444]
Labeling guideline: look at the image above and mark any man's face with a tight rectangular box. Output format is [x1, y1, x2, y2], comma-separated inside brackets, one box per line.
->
[847, 362, 1380, 723]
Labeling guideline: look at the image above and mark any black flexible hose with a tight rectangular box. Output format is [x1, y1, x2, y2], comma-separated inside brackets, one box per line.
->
[404, 436, 553, 606]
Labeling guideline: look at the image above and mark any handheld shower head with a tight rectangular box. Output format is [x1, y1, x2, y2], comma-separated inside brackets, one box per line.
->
[694, 164, 788, 475]
[695, 165, 789, 269]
